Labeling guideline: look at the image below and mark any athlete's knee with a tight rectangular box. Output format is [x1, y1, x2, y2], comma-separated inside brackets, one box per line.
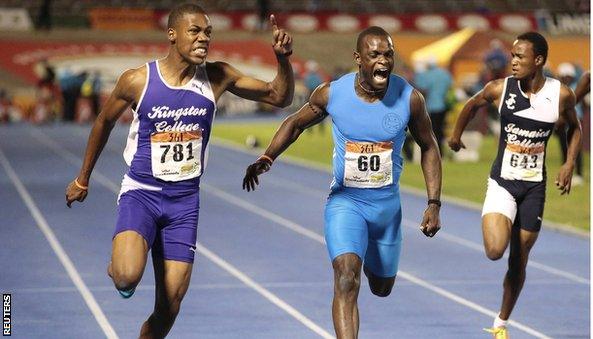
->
[484, 244, 505, 261]
[332, 254, 362, 296]
[333, 264, 361, 296]
[155, 294, 184, 320]
[335, 269, 360, 296]
[110, 263, 142, 291]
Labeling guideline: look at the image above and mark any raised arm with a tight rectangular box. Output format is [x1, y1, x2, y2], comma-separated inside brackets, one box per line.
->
[242, 82, 330, 191]
[574, 71, 590, 104]
[65, 67, 145, 207]
[407, 89, 442, 237]
[555, 84, 582, 195]
[448, 79, 503, 151]
[223, 15, 294, 107]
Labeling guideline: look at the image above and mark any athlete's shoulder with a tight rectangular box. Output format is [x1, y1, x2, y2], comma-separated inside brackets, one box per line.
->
[120, 64, 147, 85]
[482, 78, 506, 99]
[331, 72, 355, 85]
[115, 64, 148, 100]
[559, 81, 576, 108]
[310, 81, 331, 109]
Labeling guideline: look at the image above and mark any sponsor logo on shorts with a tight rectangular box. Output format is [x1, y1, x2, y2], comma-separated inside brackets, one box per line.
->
[3, 294, 10, 336]
[189, 247, 196, 253]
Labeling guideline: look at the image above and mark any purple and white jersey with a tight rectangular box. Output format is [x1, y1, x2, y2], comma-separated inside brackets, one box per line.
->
[123, 60, 216, 191]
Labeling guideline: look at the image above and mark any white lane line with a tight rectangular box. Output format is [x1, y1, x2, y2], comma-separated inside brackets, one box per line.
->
[400, 220, 589, 285]
[197, 244, 334, 339]
[33, 130, 334, 339]
[245, 169, 589, 285]
[0, 147, 118, 339]
[202, 184, 552, 339]
[203, 184, 326, 244]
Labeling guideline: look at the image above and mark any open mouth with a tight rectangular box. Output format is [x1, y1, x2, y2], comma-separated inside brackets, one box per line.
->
[373, 68, 390, 82]
[192, 46, 208, 57]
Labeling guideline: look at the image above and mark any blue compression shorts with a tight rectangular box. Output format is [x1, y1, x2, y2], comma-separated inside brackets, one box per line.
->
[324, 190, 402, 278]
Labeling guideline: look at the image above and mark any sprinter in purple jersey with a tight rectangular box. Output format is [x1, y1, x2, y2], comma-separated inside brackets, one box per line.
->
[65, 3, 293, 337]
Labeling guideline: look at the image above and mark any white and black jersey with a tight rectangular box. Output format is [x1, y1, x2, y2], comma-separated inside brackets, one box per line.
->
[483, 76, 561, 231]
[490, 76, 560, 185]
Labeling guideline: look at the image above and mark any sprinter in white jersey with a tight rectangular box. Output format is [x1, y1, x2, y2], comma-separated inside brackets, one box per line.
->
[449, 32, 581, 339]
[65, 3, 294, 337]
[243, 26, 442, 338]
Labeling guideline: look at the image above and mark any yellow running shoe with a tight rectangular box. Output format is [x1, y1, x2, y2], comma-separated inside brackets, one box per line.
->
[484, 326, 509, 339]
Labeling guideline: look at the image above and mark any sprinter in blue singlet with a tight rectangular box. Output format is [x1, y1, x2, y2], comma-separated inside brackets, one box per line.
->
[243, 26, 443, 338]
[66, 3, 294, 337]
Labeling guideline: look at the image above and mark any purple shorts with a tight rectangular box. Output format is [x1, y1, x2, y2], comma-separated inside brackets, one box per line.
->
[114, 188, 199, 263]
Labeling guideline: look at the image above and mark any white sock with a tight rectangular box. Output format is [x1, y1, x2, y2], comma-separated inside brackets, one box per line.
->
[493, 314, 508, 328]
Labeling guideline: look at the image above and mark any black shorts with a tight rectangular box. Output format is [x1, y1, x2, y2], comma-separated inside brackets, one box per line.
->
[482, 177, 546, 232]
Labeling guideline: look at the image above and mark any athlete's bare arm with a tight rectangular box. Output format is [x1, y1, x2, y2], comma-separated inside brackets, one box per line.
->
[242, 82, 329, 191]
[448, 79, 504, 151]
[408, 89, 442, 237]
[65, 67, 146, 207]
[574, 71, 590, 104]
[208, 15, 293, 107]
[555, 84, 582, 195]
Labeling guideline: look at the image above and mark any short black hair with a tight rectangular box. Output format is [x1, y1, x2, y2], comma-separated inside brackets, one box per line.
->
[167, 3, 206, 29]
[356, 26, 391, 53]
[516, 31, 548, 63]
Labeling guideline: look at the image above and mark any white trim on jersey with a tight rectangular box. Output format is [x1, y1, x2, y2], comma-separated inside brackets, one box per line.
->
[117, 174, 161, 202]
[497, 77, 509, 115]
[517, 78, 530, 99]
[199, 63, 217, 172]
[123, 63, 150, 166]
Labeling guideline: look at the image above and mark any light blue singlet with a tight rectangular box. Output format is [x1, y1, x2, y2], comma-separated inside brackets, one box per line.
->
[324, 72, 413, 277]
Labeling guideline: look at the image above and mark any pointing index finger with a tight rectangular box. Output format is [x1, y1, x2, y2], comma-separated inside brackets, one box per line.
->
[269, 14, 278, 30]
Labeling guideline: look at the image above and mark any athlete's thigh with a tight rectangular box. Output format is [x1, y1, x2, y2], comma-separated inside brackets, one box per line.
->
[324, 194, 368, 261]
[515, 183, 546, 232]
[112, 189, 159, 271]
[482, 178, 516, 250]
[153, 257, 193, 306]
[365, 204, 402, 278]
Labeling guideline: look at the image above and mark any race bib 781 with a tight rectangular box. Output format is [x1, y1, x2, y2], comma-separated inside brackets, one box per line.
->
[150, 131, 202, 182]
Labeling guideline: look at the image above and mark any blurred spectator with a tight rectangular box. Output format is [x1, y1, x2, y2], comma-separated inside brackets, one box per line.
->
[484, 39, 509, 80]
[33, 59, 60, 123]
[81, 70, 103, 119]
[303, 60, 326, 133]
[59, 69, 87, 122]
[37, 0, 53, 30]
[414, 58, 453, 155]
[0, 89, 23, 123]
[303, 60, 323, 95]
[306, 0, 321, 12]
[555, 62, 584, 185]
